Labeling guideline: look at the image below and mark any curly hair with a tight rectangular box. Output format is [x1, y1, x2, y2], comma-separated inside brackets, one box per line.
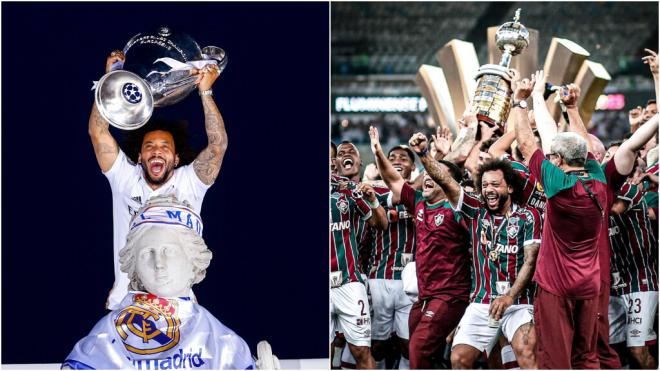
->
[121, 117, 198, 166]
[474, 159, 525, 205]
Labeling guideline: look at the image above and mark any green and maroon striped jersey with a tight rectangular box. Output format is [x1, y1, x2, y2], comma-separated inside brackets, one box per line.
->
[330, 175, 372, 285]
[367, 185, 416, 280]
[456, 190, 542, 305]
[502, 154, 547, 213]
[609, 183, 658, 295]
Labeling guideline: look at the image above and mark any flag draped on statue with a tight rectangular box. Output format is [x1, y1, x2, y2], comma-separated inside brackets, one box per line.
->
[62, 292, 254, 370]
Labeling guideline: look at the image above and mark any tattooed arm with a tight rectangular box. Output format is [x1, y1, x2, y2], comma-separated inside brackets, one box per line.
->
[193, 65, 228, 185]
[490, 243, 539, 320]
[89, 52, 124, 172]
[409, 133, 462, 207]
[88, 103, 119, 172]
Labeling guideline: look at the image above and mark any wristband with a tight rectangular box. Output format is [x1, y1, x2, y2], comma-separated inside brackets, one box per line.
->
[368, 198, 380, 209]
[415, 148, 428, 157]
[199, 89, 213, 96]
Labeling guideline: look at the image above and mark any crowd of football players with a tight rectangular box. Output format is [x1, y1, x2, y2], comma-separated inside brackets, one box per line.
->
[330, 49, 659, 369]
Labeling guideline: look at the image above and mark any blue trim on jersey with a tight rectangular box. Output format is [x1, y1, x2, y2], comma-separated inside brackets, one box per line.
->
[62, 359, 95, 370]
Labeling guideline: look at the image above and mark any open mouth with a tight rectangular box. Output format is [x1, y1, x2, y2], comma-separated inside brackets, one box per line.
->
[342, 158, 354, 170]
[485, 193, 499, 208]
[148, 157, 166, 176]
[423, 179, 434, 190]
[393, 164, 403, 173]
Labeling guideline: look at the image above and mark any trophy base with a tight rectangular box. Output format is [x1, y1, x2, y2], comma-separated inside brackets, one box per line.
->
[472, 64, 513, 130]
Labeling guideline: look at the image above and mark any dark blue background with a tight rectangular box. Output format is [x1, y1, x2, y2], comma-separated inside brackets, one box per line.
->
[2, 2, 328, 364]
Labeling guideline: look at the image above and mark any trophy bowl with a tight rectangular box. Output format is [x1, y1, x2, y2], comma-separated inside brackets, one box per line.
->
[95, 70, 154, 130]
[94, 26, 228, 130]
[495, 21, 529, 56]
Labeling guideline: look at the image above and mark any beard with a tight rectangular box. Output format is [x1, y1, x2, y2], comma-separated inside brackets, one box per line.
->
[485, 192, 509, 214]
[141, 161, 175, 186]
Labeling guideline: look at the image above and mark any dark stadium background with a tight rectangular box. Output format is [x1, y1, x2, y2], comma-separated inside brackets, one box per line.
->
[2, 2, 328, 364]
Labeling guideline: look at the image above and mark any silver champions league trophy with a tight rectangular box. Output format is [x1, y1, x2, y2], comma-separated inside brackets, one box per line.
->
[488, 280, 511, 328]
[472, 9, 529, 132]
[94, 27, 228, 130]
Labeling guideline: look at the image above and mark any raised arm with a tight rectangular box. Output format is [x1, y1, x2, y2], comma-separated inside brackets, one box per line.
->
[530, 70, 558, 154]
[465, 123, 496, 176]
[444, 107, 479, 165]
[193, 64, 228, 185]
[369, 126, 405, 204]
[560, 82, 592, 153]
[89, 51, 123, 172]
[488, 129, 516, 159]
[643, 49, 659, 103]
[512, 76, 539, 163]
[408, 133, 462, 207]
[615, 114, 659, 176]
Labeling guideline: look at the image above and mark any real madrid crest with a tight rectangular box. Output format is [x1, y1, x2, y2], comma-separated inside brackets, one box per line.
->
[337, 198, 349, 214]
[434, 214, 444, 226]
[115, 294, 181, 355]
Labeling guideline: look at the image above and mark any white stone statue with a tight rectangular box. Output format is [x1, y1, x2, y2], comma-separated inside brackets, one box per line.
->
[62, 195, 261, 370]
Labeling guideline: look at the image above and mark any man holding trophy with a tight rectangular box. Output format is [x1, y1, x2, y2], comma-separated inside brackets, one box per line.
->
[88, 27, 228, 310]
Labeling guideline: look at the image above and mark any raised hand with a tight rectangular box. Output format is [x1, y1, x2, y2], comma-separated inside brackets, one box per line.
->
[432, 126, 453, 157]
[194, 63, 221, 91]
[629, 106, 644, 128]
[369, 126, 382, 154]
[643, 49, 658, 75]
[408, 132, 429, 155]
[560, 83, 581, 108]
[513, 74, 535, 101]
[462, 105, 479, 128]
[532, 70, 546, 96]
[105, 50, 125, 73]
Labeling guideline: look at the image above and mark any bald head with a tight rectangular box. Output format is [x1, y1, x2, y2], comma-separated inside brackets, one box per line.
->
[588, 134, 606, 163]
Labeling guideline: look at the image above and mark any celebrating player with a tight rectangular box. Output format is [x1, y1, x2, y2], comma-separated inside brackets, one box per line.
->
[370, 126, 472, 369]
[89, 50, 226, 310]
[366, 144, 417, 369]
[330, 174, 387, 369]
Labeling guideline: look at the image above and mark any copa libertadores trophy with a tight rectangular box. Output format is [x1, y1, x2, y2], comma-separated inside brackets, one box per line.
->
[94, 27, 228, 130]
[472, 9, 529, 132]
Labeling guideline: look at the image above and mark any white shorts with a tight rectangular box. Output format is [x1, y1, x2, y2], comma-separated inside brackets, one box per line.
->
[369, 279, 414, 340]
[452, 302, 534, 356]
[331, 281, 372, 347]
[609, 291, 658, 347]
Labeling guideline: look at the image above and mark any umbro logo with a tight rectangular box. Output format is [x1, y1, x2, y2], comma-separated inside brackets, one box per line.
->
[424, 310, 434, 318]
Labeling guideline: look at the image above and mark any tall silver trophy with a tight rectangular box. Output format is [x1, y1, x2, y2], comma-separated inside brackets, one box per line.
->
[94, 27, 228, 130]
[472, 9, 529, 132]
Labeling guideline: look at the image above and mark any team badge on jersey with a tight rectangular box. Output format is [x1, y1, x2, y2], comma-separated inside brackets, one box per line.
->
[506, 218, 520, 238]
[434, 214, 444, 226]
[115, 294, 181, 355]
[482, 219, 490, 228]
[336, 198, 349, 214]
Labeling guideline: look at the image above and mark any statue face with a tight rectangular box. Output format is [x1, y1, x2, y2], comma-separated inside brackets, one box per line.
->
[135, 227, 195, 298]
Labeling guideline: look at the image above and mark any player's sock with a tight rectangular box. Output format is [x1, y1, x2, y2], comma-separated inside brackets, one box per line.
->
[332, 346, 343, 369]
[341, 346, 356, 369]
[501, 344, 520, 369]
[398, 356, 410, 369]
[374, 359, 386, 369]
